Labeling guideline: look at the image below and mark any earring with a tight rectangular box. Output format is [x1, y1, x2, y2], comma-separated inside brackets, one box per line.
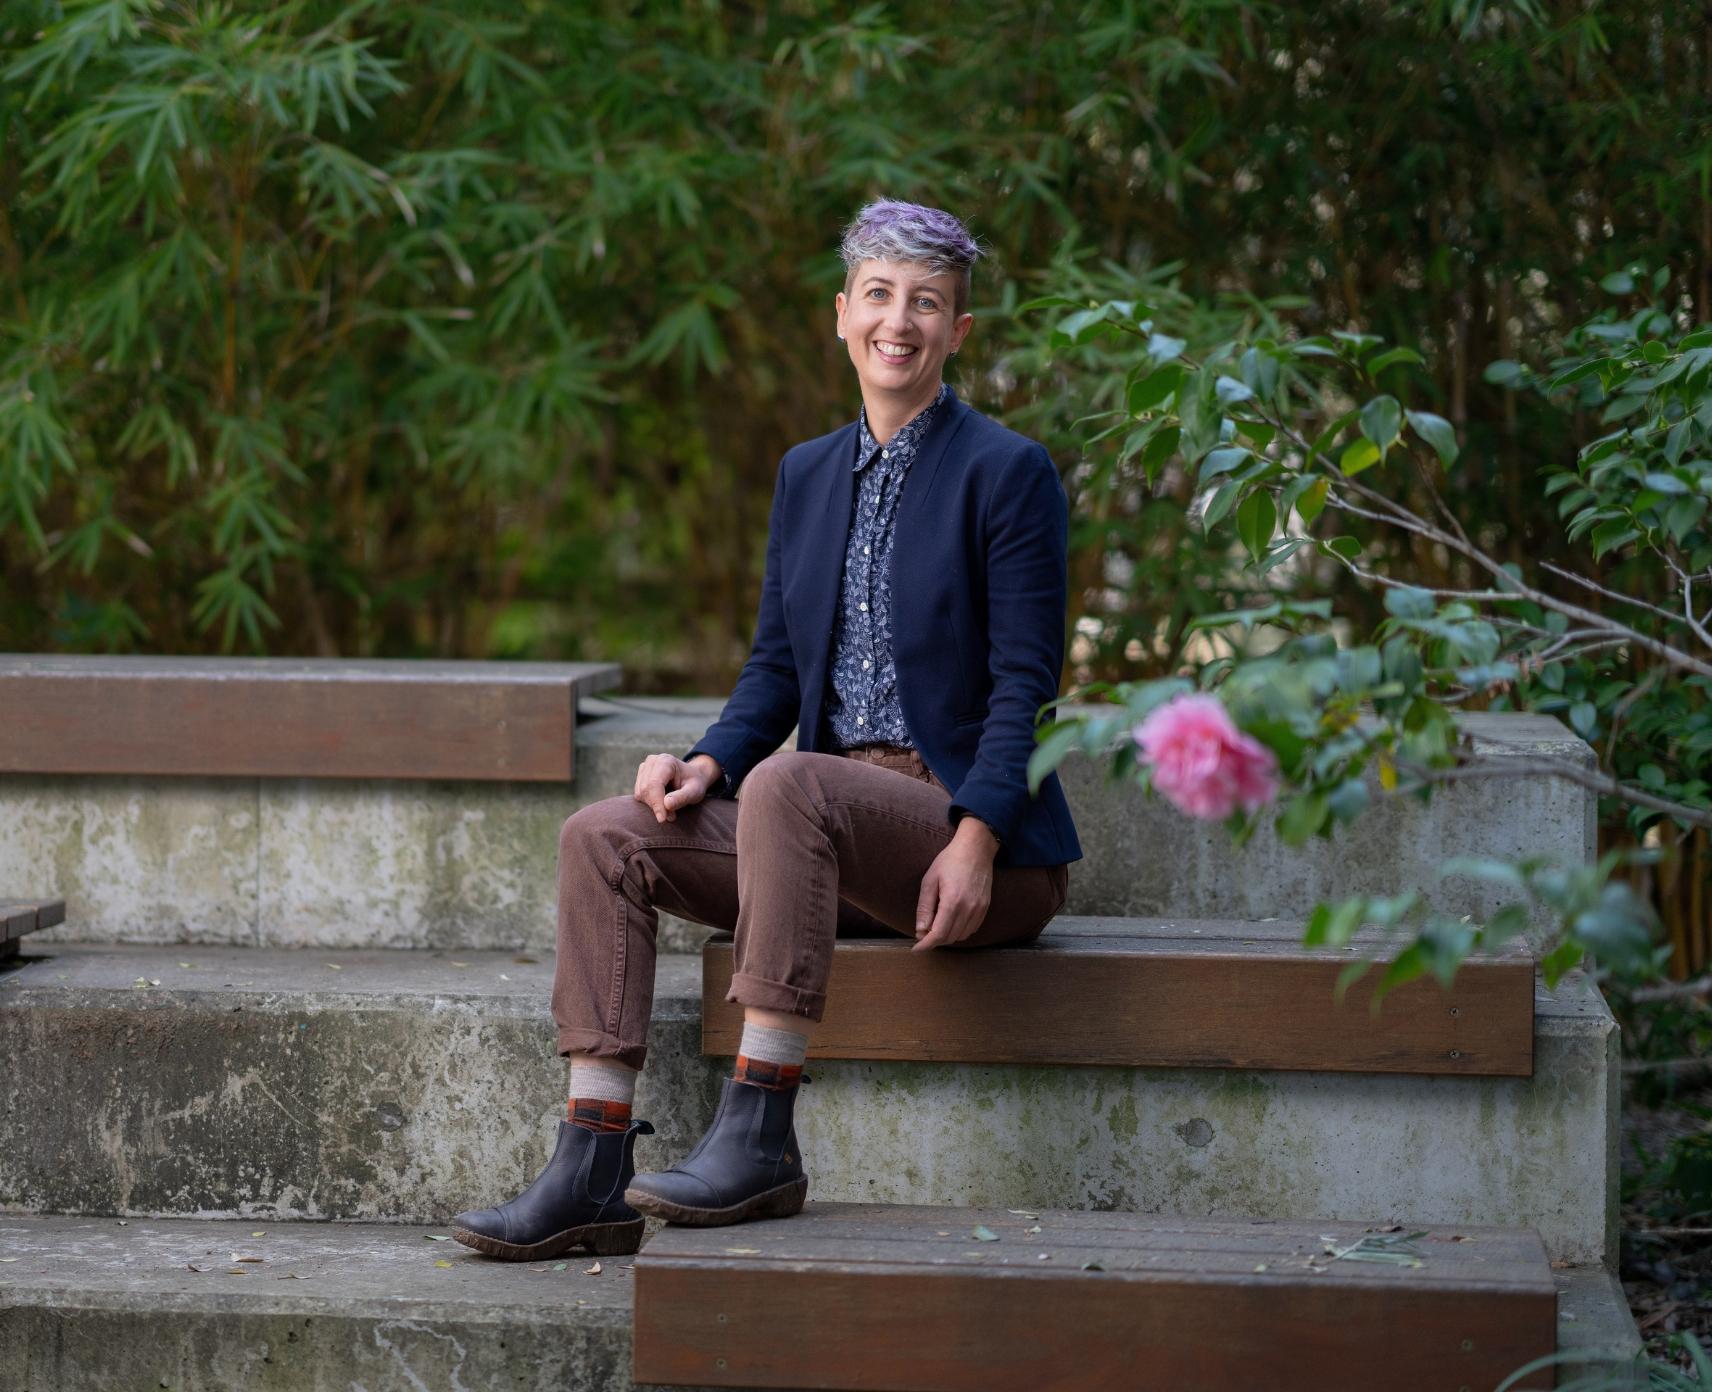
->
[837, 334, 845, 341]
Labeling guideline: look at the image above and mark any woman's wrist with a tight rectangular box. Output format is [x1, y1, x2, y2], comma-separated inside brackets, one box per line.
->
[952, 814, 1000, 858]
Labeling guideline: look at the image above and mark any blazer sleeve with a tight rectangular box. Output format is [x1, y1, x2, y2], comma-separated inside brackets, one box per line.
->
[683, 458, 801, 793]
[946, 443, 1069, 847]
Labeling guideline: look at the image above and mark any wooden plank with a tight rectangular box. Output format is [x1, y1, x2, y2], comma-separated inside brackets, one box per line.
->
[632, 1201, 1557, 1391]
[0, 897, 62, 961]
[701, 918, 1535, 1077]
[0, 655, 621, 782]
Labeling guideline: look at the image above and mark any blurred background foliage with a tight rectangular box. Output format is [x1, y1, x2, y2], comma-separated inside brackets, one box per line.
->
[1, 0, 1708, 940]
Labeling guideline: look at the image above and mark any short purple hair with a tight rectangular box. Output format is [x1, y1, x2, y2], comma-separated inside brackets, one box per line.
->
[839, 199, 983, 317]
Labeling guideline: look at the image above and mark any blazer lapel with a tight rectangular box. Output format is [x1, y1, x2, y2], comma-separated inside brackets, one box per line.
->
[794, 423, 858, 690]
[892, 387, 971, 584]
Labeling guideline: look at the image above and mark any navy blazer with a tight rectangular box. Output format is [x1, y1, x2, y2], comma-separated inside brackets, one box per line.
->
[685, 385, 1083, 869]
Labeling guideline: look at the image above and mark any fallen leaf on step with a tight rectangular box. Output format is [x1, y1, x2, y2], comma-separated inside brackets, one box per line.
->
[451, 961, 469, 968]
[230, 1254, 263, 1263]
[971, 1226, 999, 1242]
[723, 1248, 761, 1255]
[935, 1231, 950, 1237]
[226, 1269, 248, 1276]
[186, 1264, 210, 1272]
[553, 1263, 568, 1272]
[1006, 1210, 1038, 1219]
[325, 963, 342, 970]
[584, 1261, 602, 1275]
[434, 1260, 453, 1268]
[0, 1259, 19, 1264]
[1025, 1225, 1042, 1234]
[514, 955, 538, 965]
[275, 1273, 308, 1280]
[424, 1235, 450, 1242]
[250, 1231, 265, 1238]
[499, 974, 511, 981]
[1253, 1263, 1268, 1272]
[117, 1221, 128, 1227]
[1080, 1261, 1103, 1271]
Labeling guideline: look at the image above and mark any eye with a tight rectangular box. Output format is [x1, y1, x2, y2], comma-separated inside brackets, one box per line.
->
[866, 287, 887, 299]
[915, 297, 939, 311]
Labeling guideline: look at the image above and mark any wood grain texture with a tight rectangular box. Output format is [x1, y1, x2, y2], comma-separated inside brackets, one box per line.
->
[632, 1200, 1557, 1391]
[0, 655, 622, 781]
[701, 917, 1535, 1077]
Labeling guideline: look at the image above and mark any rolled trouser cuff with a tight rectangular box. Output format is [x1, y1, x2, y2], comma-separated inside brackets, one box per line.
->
[726, 970, 826, 1021]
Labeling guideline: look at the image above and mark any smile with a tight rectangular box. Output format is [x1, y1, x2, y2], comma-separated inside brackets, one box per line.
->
[874, 341, 918, 361]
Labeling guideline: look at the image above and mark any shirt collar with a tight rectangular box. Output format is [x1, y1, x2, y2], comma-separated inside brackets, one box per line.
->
[854, 382, 951, 472]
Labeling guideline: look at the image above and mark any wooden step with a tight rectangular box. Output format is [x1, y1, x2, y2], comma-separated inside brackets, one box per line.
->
[0, 897, 62, 961]
[632, 1200, 1557, 1391]
[0, 654, 620, 781]
[701, 917, 1535, 1077]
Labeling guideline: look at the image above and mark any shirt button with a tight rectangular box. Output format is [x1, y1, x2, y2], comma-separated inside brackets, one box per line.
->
[859, 602, 868, 612]
[856, 715, 865, 725]
[863, 545, 870, 555]
[882, 449, 890, 458]
[861, 659, 870, 669]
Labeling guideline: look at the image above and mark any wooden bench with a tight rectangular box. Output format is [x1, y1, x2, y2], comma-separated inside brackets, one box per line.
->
[0, 655, 621, 782]
[632, 1200, 1557, 1390]
[701, 916, 1536, 1077]
[0, 898, 63, 961]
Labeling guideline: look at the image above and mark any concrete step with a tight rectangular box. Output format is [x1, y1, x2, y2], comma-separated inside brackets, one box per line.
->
[2, 700, 1592, 952]
[0, 943, 1618, 1270]
[0, 1214, 1641, 1392]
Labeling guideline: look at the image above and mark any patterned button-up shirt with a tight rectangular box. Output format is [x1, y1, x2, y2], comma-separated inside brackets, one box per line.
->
[823, 383, 951, 750]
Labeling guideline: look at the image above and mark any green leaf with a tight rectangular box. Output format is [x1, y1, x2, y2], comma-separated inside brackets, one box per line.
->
[1200, 446, 1250, 481]
[1483, 360, 1525, 386]
[1296, 476, 1329, 524]
[1358, 395, 1401, 449]
[1366, 347, 1423, 377]
[1215, 375, 1255, 406]
[1129, 364, 1183, 414]
[1403, 410, 1459, 467]
[1236, 490, 1275, 562]
[1567, 701, 1597, 738]
[1383, 586, 1435, 619]
[1599, 271, 1635, 294]
[1201, 478, 1243, 531]
[1339, 439, 1381, 476]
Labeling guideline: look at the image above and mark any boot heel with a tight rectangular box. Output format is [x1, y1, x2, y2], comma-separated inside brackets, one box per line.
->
[754, 1175, 808, 1220]
[587, 1217, 645, 1255]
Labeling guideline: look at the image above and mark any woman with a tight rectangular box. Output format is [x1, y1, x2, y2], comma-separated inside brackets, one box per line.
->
[451, 199, 1082, 1260]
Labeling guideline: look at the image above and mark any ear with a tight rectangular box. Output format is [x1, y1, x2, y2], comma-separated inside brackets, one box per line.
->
[950, 311, 975, 353]
[834, 289, 848, 338]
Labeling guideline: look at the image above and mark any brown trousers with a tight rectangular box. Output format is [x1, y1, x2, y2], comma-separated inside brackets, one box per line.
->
[552, 744, 1071, 1070]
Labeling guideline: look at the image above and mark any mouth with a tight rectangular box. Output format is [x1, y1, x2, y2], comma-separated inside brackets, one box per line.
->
[873, 340, 918, 363]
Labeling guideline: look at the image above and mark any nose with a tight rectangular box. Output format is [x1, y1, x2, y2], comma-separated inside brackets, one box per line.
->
[880, 298, 913, 338]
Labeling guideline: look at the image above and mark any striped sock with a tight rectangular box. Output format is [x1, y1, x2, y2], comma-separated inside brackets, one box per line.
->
[567, 1057, 638, 1132]
[734, 1021, 808, 1091]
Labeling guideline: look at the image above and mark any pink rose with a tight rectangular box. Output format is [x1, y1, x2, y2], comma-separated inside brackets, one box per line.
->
[1132, 692, 1281, 820]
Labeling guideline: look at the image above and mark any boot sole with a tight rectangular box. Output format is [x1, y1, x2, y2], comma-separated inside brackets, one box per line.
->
[450, 1216, 645, 1262]
[622, 1174, 809, 1227]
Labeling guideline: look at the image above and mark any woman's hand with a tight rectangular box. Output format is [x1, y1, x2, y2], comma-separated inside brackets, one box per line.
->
[634, 753, 718, 823]
[912, 821, 999, 951]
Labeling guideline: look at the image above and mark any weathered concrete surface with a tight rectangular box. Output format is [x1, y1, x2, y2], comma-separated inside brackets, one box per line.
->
[0, 1214, 723, 1392]
[2, 944, 1618, 1270]
[5, 700, 1593, 952]
[0, 945, 722, 1224]
[791, 964, 1620, 1268]
[0, 1214, 1640, 1391]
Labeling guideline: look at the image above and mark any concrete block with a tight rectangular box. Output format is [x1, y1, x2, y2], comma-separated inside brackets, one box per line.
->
[0, 945, 721, 1224]
[0, 1214, 686, 1392]
[791, 966, 1621, 1268]
[1060, 710, 1595, 935]
[0, 945, 1619, 1269]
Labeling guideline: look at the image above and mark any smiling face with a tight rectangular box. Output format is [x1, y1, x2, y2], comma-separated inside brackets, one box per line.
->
[835, 258, 974, 412]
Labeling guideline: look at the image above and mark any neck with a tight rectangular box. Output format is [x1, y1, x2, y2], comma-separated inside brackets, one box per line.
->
[861, 379, 944, 447]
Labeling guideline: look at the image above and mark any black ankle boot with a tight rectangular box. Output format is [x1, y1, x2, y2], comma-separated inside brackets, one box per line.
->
[452, 1117, 655, 1260]
[623, 1073, 810, 1226]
